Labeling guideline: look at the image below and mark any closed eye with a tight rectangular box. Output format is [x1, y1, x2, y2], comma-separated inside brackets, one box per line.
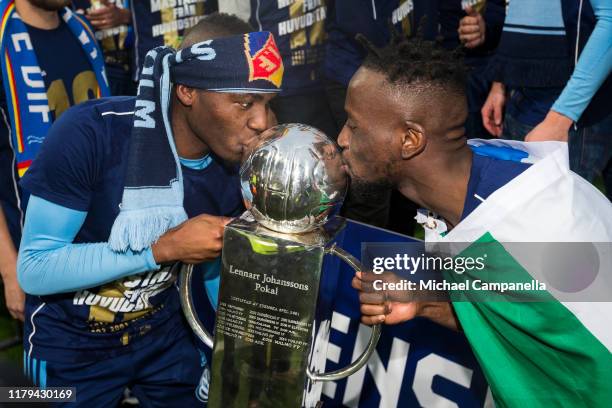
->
[345, 121, 357, 131]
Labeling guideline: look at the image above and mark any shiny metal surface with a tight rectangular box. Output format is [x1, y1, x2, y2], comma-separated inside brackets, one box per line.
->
[240, 123, 347, 234]
[179, 217, 383, 406]
[306, 244, 382, 382]
[179, 264, 213, 349]
[179, 123, 380, 407]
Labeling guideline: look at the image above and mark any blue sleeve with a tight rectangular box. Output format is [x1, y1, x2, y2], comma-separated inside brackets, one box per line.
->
[552, 0, 612, 122]
[17, 195, 159, 296]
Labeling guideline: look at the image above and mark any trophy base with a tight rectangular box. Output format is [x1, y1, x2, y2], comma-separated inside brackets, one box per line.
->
[207, 214, 346, 408]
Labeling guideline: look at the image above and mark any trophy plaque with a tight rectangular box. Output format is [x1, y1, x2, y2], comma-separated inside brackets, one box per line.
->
[180, 124, 381, 407]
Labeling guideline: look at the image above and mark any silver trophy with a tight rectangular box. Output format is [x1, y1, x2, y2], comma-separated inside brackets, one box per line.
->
[180, 124, 381, 407]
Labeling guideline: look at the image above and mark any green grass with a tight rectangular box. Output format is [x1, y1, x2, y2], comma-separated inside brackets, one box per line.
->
[414, 224, 425, 240]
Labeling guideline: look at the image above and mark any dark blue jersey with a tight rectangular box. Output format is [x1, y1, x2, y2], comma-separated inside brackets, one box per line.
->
[249, 0, 328, 96]
[130, 0, 217, 79]
[27, 21, 99, 121]
[19, 96, 244, 362]
[325, 0, 432, 86]
[0, 18, 98, 247]
[461, 150, 532, 220]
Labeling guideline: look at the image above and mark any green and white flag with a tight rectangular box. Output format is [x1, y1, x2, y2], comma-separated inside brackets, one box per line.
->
[424, 139, 612, 407]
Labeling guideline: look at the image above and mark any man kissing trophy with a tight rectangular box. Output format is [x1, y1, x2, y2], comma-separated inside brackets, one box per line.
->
[179, 124, 384, 407]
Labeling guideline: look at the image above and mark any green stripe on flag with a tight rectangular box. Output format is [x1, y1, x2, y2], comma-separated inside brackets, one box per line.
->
[443, 233, 612, 407]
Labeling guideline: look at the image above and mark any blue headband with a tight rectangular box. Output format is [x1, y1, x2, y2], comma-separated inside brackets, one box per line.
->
[172, 31, 284, 93]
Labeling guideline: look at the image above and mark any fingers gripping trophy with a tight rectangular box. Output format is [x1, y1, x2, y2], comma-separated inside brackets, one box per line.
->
[180, 124, 382, 407]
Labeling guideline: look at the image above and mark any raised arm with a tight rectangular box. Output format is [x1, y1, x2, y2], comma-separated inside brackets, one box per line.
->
[527, 0, 612, 141]
[552, 0, 612, 122]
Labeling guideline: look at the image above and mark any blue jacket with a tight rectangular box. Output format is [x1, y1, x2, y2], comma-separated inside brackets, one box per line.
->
[324, 0, 437, 86]
[324, 0, 505, 86]
[249, 0, 328, 96]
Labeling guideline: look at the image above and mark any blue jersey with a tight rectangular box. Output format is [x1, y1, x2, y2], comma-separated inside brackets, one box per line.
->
[249, 0, 328, 96]
[461, 150, 532, 220]
[19, 96, 244, 362]
[506, 87, 563, 127]
[131, 0, 217, 79]
[0, 19, 98, 248]
[325, 0, 431, 86]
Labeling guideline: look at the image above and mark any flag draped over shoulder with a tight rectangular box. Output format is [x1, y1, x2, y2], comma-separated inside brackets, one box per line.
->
[425, 139, 612, 407]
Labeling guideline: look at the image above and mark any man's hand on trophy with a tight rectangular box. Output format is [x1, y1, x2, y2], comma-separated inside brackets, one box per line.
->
[351, 271, 460, 331]
[351, 271, 419, 325]
[152, 214, 233, 264]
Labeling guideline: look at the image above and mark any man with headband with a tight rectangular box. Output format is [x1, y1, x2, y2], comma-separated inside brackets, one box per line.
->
[16, 13, 283, 405]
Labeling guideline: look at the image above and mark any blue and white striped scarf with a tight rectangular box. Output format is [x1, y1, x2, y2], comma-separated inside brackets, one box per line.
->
[109, 31, 284, 252]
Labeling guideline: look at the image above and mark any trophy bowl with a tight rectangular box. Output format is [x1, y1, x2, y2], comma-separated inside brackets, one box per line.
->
[240, 123, 348, 234]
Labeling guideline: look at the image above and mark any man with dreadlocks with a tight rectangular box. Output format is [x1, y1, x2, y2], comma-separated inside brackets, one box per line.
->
[16, 13, 282, 405]
[346, 36, 612, 406]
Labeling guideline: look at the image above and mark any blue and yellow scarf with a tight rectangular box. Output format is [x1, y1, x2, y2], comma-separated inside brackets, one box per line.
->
[0, 0, 110, 177]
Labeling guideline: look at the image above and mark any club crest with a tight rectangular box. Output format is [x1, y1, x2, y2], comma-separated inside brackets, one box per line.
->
[244, 32, 283, 88]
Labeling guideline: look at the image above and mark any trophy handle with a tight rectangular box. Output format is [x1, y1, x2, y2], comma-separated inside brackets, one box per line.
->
[179, 263, 215, 349]
[306, 244, 382, 382]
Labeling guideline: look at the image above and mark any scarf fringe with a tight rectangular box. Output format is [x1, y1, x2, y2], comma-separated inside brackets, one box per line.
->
[108, 207, 188, 252]
[486, 55, 571, 88]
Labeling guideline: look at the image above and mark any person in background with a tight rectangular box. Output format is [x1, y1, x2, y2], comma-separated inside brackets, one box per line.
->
[73, 0, 135, 96]
[480, 0, 611, 198]
[259, 0, 336, 138]
[0, 207, 23, 322]
[130, 0, 218, 80]
[219, 1, 336, 137]
[324, 0, 428, 232]
[0, 0, 109, 325]
[323, 0, 504, 234]
[448, 0, 505, 139]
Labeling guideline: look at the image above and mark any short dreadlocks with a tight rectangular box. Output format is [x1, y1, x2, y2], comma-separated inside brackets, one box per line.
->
[357, 34, 468, 97]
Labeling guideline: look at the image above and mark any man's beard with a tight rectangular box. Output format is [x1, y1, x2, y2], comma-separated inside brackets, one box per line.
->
[348, 177, 394, 203]
[28, 0, 70, 11]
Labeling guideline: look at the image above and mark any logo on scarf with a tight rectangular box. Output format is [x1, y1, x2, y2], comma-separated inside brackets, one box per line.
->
[244, 33, 283, 88]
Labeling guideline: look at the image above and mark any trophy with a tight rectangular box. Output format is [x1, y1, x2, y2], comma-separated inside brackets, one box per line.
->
[179, 124, 381, 407]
